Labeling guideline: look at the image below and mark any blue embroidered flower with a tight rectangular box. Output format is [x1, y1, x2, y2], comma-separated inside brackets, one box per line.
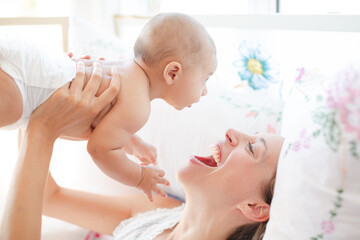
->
[233, 43, 277, 90]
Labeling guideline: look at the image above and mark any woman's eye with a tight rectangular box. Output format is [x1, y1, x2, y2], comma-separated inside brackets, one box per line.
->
[248, 141, 254, 155]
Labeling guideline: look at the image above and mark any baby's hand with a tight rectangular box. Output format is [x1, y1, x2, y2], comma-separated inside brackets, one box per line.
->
[133, 139, 157, 165]
[136, 165, 170, 202]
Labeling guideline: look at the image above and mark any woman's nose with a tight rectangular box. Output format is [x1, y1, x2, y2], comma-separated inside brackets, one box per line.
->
[225, 128, 250, 147]
[225, 128, 239, 146]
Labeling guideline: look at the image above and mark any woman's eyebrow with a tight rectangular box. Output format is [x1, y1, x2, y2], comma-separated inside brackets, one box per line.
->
[260, 137, 268, 161]
[260, 137, 267, 150]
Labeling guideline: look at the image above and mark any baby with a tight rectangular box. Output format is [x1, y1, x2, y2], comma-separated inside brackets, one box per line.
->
[0, 13, 217, 201]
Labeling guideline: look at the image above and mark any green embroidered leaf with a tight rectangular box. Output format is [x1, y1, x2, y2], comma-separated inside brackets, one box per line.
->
[312, 107, 329, 125]
[284, 143, 292, 158]
[313, 129, 321, 138]
[337, 189, 344, 194]
[322, 116, 341, 152]
[311, 107, 341, 152]
[330, 210, 337, 217]
[350, 140, 359, 159]
[277, 111, 282, 122]
[316, 95, 323, 102]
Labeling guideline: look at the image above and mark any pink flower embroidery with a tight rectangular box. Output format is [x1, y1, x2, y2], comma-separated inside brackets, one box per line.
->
[267, 124, 276, 133]
[292, 140, 301, 151]
[327, 66, 360, 140]
[295, 67, 305, 83]
[321, 220, 334, 234]
[292, 129, 311, 152]
[246, 111, 259, 118]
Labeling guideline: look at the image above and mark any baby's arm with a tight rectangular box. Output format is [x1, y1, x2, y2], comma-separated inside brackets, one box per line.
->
[87, 103, 169, 201]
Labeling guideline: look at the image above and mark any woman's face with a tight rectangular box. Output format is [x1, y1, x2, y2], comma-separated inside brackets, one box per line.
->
[177, 129, 284, 206]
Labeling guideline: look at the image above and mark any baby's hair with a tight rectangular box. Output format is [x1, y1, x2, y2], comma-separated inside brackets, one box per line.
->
[134, 12, 216, 69]
[227, 173, 277, 240]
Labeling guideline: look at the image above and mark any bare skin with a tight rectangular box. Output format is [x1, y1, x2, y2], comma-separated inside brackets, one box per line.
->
[0, 68, 23, 127]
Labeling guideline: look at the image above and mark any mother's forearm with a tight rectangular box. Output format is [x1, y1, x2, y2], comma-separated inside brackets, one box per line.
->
[0, 125, 55, 240]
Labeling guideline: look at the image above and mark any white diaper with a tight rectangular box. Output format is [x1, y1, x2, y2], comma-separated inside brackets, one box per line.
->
[0, 37, 76, 130]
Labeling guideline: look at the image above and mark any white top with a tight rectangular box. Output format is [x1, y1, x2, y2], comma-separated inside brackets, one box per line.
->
[113, 204, 184, 240]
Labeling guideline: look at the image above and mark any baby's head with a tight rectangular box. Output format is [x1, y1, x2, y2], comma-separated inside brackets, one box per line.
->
[134, 13, 217, 110]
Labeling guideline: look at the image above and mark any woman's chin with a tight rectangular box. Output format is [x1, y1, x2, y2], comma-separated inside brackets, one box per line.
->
[176, 158, 205, 184]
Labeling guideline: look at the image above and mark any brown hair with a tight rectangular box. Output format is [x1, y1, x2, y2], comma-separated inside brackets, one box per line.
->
[134, 12, 216, 68]
[227, 174, 276, 240]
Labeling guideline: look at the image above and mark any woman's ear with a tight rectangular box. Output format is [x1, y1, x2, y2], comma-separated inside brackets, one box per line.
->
[163, 61, 182, 85]
[237, 200, 270, 222]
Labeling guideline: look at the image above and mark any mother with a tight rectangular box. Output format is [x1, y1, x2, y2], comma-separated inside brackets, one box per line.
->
[0, 65, 283, 240]
[44, 128, 282, 240]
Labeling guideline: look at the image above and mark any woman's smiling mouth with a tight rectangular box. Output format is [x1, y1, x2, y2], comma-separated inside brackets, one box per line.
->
[190, 144, 222, 168]
[191, 155, 217, 167]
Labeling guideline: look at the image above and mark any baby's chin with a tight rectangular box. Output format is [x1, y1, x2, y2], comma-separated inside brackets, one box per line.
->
[172, 104, 192, 111]
[172, 105, 185, 111]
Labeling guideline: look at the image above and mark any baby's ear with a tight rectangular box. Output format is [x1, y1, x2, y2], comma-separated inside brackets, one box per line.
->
[236, 200, 270, 223]
[163, 61, 182, 85]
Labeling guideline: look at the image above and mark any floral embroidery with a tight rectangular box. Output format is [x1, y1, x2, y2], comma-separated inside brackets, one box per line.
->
[311, 106, 341, 152]
[326, 66, 360, 140]
[292, 129, 311, 152]
[219, 94, 282, 123]
[321, 220, 334, 234]
[350, 140, 359, 159]
[295, 67, 306, 84]
[233, 42, 278, 90]
[246, 110, 259, 118]
[267, 124, 277, 133]
[311, 189, 344, 239]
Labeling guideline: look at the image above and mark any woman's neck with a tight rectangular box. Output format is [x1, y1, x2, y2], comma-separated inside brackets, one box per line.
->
[166, 200, 241, 240]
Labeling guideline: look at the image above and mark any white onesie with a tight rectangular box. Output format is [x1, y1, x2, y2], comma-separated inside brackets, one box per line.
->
[0, 37, 76, 130]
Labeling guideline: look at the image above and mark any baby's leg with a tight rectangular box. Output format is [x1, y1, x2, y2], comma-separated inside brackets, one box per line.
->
[0, 68, 23, 127]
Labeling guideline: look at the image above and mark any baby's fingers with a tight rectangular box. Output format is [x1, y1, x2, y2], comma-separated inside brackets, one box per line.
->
[157, 169, 165, 177]
[154, 187, 167, 198]
[139, 157, 152, 165]
[157, 177, 170, 186]
[145, 191, 153, 202]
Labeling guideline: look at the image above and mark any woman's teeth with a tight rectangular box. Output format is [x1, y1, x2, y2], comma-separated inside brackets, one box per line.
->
[210, 144, 221, 166]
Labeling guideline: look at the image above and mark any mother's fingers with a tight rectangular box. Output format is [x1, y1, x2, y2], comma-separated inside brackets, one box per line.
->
[69, 61, 86, 94]
[94, 66, 120, 112]
[84, 62, 102, 97]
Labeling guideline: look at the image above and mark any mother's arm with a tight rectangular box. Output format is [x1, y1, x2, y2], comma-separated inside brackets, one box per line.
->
[0, 62, 120, 240]
[43, 174, 182, 235]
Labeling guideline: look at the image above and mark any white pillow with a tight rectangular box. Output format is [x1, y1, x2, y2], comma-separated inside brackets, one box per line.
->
[68, 17, 132, 59]
[264, 63, 360, 239]
[137, 79, 284, 200]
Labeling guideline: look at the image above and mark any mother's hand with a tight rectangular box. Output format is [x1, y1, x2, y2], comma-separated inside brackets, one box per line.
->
[28, 61, 120, 140]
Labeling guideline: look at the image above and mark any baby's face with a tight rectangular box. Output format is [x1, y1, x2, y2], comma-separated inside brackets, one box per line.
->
[170, 54, 217, 110]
